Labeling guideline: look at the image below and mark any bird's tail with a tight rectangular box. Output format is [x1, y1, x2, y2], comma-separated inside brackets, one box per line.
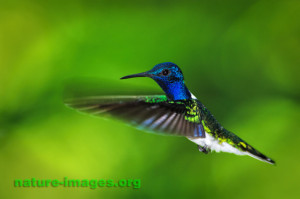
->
[225, 130, 275, 165]
[243, 143, 275, 165]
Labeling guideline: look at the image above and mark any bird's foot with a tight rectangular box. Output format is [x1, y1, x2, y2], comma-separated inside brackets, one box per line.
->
[198, 145, 210, 154]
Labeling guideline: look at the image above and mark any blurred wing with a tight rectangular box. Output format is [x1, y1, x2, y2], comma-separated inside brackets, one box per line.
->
[65, 95, 205, 138]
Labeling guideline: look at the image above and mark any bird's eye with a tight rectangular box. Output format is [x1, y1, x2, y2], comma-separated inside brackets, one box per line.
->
[161, 69, 170, 76]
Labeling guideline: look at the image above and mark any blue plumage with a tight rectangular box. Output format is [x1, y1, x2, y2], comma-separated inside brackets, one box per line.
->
[121, 62, 192, 100]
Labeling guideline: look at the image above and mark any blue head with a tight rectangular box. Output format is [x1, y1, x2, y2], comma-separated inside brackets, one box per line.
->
[121, 62, 191, 101]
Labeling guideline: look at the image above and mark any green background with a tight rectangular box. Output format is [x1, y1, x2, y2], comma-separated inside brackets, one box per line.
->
[0, 0, 299, 198]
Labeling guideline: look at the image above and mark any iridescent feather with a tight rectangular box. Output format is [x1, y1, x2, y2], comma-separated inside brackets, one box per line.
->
[65, 95, 205, 138]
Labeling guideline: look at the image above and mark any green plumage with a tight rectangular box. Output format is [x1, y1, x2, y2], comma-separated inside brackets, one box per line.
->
[143, 96, 275, 163]
[65, 62, 275, 164]
[66, 95, 274, 164]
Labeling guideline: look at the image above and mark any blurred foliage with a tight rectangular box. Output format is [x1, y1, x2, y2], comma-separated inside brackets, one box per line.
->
[0, 0, 299, 199]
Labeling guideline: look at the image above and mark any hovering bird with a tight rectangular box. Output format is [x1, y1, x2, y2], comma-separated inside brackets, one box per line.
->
[65, 62, 275, 164]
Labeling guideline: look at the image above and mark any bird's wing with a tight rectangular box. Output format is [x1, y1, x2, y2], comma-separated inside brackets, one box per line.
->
[65, 95, 205, 138]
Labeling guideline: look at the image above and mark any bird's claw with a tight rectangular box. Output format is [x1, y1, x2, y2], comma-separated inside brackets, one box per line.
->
[198, 145, 210, 154]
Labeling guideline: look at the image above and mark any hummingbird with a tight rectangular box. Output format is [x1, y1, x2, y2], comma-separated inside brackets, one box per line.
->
[66, 62, 275, 164]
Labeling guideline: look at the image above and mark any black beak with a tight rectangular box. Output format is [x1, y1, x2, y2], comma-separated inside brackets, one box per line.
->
[120, 72, 152, 79]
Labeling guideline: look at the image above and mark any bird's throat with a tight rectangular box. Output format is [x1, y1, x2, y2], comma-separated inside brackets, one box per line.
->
[157, 81, 191, 101]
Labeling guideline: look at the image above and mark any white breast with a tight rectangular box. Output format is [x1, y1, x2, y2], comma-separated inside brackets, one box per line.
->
[188, 133, 246, 155]
[189, 93, 246, 156]
[191, 93, 197, 99]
